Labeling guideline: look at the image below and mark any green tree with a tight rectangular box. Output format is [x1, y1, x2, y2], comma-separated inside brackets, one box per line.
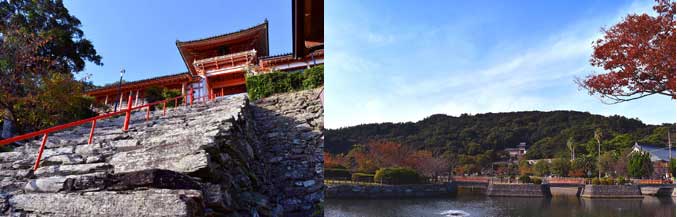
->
[550, 157, 570, 177]
[533, 160, 550, 177]
[597, 152, 617, 177]
[669, 158, 675, 178]
[594, 128, 603, 178]
[627, 152, 653, 178]
[566, 137, 576, 160]
[0, 0, 101, 133]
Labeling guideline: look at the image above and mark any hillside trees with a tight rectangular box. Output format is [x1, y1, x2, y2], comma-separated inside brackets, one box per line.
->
[326, 111, 674, 160]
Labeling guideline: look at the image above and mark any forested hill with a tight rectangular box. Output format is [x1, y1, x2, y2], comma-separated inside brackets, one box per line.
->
[325, 111, 675, 159]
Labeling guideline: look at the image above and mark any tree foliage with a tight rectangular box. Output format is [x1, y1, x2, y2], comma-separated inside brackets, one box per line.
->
[578, 0, 675, 103]
[326, 111, 674, 161]
[0, 0, 101, 134]
[627, 151, 653, 178]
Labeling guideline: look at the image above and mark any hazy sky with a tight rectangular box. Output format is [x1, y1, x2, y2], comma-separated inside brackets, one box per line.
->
[63, 0, 292, 86]
[325, 0, 676, 128]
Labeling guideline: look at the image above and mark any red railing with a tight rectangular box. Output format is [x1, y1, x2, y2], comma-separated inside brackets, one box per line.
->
[546, 177, 585, 185]
[634, 179, 668, 185]
[452, 176, 491, 183]
[0, 87, 218, 171]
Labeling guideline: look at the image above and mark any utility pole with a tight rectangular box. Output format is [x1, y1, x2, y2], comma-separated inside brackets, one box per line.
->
[113, 69, 126, 112]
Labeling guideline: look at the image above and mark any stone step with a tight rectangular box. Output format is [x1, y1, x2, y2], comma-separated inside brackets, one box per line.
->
[34, 163, 112, 177]
[8, 189, 204, 216]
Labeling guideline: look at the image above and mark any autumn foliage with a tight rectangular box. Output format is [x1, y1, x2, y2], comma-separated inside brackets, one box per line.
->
[324, 140, 449, 178]
[579, 0, 675, 103]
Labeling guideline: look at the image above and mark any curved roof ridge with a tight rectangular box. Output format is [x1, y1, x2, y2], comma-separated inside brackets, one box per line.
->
[175, 20, 268, 46]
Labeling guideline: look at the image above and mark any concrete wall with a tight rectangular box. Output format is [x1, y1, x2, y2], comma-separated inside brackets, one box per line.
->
[326, 184, 457, 199]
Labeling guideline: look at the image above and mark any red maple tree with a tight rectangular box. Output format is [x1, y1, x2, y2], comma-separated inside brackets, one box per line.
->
[578, 0, 675, 103]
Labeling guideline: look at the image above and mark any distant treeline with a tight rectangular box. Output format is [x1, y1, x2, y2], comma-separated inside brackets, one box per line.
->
[325, 111, 675, 159]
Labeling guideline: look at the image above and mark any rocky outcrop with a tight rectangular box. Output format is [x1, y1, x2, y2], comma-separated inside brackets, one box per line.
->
[252, 88, 324, 217]
[0, 90, 323, 216]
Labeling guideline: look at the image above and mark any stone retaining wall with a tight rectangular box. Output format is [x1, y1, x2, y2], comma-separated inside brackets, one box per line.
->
[580, 185, 643, 198]
[252, 88, 324, 217]
[486, 183, 551, 197]
[325, 184, 457, 199]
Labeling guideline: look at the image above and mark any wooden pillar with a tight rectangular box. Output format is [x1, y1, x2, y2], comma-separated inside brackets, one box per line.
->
[134, 90, 140, 106]
[119, 92, 124, 107]
[104, 95, 108, 105]
[181, 83, 186, 96]
[205, 79, 212, 100]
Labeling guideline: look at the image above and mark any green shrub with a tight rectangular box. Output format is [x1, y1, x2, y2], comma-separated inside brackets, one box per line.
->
[351, 173, 375, 182]
[601, 177, 614, 185]
[518, 175, 531, 184]
[615, 176, 627, 185]
[324, 168, 351, 180]
[374, 167, 421, 185]
[246, 65, 324, 100]
[302, 65, 323, 89]
[591, 178, 601, 185]
[531, 177, 542, 185]
[162, 88, 182, 107]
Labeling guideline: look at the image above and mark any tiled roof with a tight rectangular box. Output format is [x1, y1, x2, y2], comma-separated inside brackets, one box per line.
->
[175, 21, 268, 46]
[86, 72, 193, 93]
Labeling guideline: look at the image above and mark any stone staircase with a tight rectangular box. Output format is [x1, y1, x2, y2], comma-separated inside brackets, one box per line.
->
[0, 94, 279, 216]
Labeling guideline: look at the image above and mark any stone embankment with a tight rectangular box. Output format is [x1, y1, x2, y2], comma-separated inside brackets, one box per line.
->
[486, 183, 551, 197]
[0, 88, 324, 217]
[580, 185, 643, 198]
[326, 184, 456, 199]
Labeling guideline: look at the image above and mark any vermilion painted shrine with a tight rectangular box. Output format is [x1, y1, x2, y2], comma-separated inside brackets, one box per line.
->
[87, 16, 323, 110]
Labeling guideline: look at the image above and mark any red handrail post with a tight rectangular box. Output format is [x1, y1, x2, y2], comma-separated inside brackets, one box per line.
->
[33, 133, 49, 171]
[88, 120, 97, 144]
[162, 101, 167, 116]
[123, 94, 133, 131]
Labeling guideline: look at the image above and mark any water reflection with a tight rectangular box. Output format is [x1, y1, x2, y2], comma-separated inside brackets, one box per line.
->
[325, 196, 675, 217]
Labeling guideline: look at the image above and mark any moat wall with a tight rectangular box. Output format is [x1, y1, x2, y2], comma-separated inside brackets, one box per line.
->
[580, 185, 643, 198]
[325, 184, 457, 199]
[486, 183, 552, 197]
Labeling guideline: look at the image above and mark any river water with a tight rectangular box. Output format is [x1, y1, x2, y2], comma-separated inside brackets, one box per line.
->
[325, 195, 675, 217]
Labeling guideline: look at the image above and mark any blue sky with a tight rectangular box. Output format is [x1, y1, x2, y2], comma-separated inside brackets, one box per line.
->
[63, 0, 292, 86]
[325, 0, 676, 128]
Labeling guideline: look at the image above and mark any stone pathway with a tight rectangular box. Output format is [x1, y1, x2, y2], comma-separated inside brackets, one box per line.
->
[0, 94, 276, 216]
[0, 88, 324, 217]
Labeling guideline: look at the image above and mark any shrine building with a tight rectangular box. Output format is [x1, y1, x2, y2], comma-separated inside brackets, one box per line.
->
[86, 0, 323, 110]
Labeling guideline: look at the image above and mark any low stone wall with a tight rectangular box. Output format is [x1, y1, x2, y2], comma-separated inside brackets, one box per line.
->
[486, 183, 551, 197]
[326, 184, 457, 199]
[580, 185, 643, 198]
